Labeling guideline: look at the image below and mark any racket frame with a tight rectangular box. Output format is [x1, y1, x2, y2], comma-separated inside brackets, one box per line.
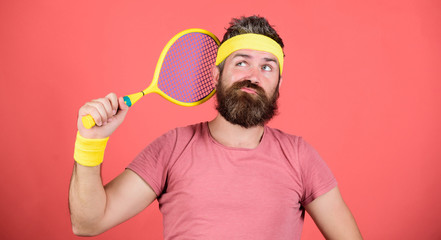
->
[124, 28, 220, 107]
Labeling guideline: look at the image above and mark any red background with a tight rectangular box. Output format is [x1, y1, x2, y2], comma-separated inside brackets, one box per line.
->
[1, 0, 440, 239]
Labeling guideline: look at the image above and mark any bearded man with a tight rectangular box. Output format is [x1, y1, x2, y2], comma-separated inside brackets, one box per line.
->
[69, 15, 362, 240]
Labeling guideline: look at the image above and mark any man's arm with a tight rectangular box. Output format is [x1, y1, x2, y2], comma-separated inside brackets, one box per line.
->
[69, 167, 157, 236]
[305, 186, 363, 240]
[69, 93, 157, 236]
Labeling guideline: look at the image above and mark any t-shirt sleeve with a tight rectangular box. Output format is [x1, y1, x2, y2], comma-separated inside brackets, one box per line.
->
[126, 129, 177, 197]
[298, 137, 337, 206]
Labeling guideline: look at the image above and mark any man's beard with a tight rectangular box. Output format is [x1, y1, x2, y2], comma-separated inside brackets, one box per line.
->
[215, 76, 279, 129]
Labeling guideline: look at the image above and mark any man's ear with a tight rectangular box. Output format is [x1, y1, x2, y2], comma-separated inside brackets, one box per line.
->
[279, 76, 283, 88]
[212, 65, 220, 86]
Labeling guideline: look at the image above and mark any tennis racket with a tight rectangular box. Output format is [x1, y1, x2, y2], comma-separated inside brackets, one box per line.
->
[82, 28, 220, 129]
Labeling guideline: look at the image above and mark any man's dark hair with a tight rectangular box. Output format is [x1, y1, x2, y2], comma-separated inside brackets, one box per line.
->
[221, 15, 284, 49]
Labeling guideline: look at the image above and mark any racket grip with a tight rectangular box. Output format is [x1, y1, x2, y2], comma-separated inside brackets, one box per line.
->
[82, 115, 96, 129]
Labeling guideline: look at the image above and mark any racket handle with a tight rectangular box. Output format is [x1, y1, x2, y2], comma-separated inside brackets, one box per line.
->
[123, 92, 144, 107]
[81, 92, 144, 129]
[82, 115, 96, 129]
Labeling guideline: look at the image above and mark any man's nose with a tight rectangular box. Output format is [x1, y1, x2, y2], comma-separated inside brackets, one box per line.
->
[245, 66, 261, 85]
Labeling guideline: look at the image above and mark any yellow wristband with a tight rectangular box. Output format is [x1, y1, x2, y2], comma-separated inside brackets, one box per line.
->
[74, 131, 109, 167]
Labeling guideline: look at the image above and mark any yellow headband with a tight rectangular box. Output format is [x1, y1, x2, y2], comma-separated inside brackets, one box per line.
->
[215, 33, 284, 74]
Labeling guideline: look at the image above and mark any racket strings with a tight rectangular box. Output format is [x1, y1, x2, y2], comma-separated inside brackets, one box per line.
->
[158, 32, 218, 103]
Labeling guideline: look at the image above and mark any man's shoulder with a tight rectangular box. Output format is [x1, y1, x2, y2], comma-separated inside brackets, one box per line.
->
[172, 122, 205, 135]
[143, 122, 205, 155]
[157, 122, 205, 142]
[265, 125, 302, 142]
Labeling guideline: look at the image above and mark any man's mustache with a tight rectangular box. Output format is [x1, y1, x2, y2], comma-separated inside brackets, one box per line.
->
[231, 80, 265, 95]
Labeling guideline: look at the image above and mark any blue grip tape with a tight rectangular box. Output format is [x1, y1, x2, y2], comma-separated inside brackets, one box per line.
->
[123, 96, 132, 107]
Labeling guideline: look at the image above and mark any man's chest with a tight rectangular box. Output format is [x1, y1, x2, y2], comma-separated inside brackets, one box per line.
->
[159, 145, 303, 216]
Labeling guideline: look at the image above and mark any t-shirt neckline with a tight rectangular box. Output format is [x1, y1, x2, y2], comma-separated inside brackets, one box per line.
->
[203, 121, 268, 151]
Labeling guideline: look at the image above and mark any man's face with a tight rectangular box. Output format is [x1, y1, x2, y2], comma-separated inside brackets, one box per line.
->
[214, 49, 281, 128]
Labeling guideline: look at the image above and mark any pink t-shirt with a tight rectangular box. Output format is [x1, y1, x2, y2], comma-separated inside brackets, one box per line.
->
[127, 122, 337, 240]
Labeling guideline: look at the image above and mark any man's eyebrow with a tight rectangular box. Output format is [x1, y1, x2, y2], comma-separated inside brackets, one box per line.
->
[263, 57, 278, 64]
[231, 53, 251, 59]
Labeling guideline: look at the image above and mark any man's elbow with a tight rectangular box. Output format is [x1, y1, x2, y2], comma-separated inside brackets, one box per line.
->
[71, 221, 104, 237]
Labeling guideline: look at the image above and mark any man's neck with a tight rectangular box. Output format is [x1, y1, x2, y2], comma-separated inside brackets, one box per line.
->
[208, 115, 265, 149]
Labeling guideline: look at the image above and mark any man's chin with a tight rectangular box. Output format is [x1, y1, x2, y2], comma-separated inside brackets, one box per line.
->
[220, 107, 269, 129]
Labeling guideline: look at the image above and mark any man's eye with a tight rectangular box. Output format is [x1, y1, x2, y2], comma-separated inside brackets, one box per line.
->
[262, 65, 272, 71]
[236, 62, 247, 66]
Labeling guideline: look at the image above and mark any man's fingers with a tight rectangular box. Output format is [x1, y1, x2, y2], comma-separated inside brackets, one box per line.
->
[106, 93, 119, 115]
[92, 98, 115, 120]
[81, 98, 113, 126]
[118, 97, 129, 111]
[79, 104, 105, 127]
[112, 97, 129, 122]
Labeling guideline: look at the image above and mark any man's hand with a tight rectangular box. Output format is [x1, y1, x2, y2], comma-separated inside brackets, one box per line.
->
[77, 93, 129, 139]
